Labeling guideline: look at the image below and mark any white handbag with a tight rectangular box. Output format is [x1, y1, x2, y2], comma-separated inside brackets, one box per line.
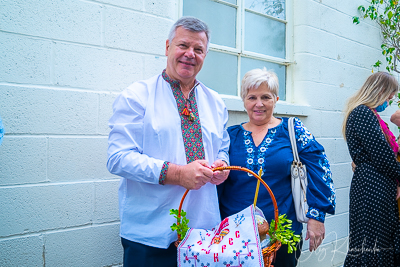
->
[288, 117, 309, 223]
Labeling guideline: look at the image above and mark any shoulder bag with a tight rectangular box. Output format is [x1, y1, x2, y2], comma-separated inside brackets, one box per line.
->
[288, 117, 309, 223]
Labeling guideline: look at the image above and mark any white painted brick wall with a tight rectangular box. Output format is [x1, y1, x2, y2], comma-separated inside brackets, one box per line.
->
[0, 33, 52, 84]
[330, 163, 352, 189]
[1, 183, 93, 237]
[298, 237, 348, 267]
[334, 188, 350, 215]
[104, 6, 172, 54]
[94, 0, 144, 11]
[0, 0, 176, 266]
[292, 0, 393, 265]
[0, 0, 391, 266]
[0, 86, 98, 134]
[0, 137, 48, 185]
[1, 0, 103, 45]
[0, 235, 44, 267]
[301, 213, 349, 255]
[44, 223, 121, 267]
[293, 26, 337, 60]
[53, 42, 144, 91]
[47, 137, 111, 182]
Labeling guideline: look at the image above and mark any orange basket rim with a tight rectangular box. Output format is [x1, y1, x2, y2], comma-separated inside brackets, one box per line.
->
[177, 165, 280, 241]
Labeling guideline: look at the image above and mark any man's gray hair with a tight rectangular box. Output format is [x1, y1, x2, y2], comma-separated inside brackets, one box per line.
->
[168, 16, 210, 51]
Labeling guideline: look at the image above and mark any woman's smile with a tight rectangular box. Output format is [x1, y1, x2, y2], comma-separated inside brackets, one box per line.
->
[244, 84, 276, 125]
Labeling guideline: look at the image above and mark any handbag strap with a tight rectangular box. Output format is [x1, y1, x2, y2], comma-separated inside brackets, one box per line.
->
[288, 117, 300, 163]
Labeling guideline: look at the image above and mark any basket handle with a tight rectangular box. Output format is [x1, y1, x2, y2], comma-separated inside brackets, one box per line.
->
[177, 166, 280, 241]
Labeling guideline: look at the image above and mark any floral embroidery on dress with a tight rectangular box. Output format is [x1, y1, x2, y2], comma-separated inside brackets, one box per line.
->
[309, 208, 319, 217]
[307, 208, 325, 222]
[294, 117, 315, 148]
[318, 152, 336, 210]
[293, 117, 336, 221]
[243, 126, 277, 176]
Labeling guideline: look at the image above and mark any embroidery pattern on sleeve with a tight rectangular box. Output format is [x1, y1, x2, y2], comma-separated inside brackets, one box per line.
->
[294, 117, 336, 222]
[294, 117, 315, 148]
[320, 152, 336, 209]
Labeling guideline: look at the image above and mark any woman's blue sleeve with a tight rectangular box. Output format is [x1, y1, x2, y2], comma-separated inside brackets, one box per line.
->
[293, 117, 336, 223]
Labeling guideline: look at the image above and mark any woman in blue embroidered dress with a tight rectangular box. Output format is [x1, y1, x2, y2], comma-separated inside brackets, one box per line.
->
[217, 68, 336, 267]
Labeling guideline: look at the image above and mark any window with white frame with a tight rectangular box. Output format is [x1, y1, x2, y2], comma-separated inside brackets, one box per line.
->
[183, 0, 290, 101]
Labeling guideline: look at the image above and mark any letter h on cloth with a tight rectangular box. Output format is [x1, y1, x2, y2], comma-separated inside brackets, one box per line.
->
[288, 117, 309, 223]
[177, 205, 264, 267]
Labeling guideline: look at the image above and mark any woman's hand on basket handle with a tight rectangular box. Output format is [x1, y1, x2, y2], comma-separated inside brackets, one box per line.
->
[164, 160, 213, 190]
[210, 160, 230, 185]
[306, 218, 325, 252]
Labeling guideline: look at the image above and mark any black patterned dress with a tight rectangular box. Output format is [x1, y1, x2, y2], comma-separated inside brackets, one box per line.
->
[344, 105, 400, 266]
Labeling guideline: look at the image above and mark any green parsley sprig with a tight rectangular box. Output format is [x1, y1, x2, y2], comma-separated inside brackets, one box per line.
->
[170, 209, 189, 239]
[268, 214, 301, 253]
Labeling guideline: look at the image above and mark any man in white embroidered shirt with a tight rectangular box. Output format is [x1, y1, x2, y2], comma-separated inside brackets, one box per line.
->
[107, 16, 230, 267]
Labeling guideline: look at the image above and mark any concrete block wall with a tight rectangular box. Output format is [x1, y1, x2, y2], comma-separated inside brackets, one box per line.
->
[291, 0, 399, 266]
[0, 0, 174, 266]
[0, 0, 396, 266]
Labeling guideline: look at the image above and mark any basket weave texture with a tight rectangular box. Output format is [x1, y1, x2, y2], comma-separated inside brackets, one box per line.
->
[175, 166, 282, 267]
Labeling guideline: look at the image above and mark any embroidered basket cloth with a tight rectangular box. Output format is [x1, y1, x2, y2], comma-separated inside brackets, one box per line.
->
[175, 166, 281, 267]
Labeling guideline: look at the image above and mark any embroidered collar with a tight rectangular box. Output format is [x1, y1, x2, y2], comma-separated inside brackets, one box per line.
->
[162, 69, 180, 88]
[162, 69, 200, 121]
[161, 69, 205, 162]
[162, 69, 200, 97]
[241, 122, 278, 176]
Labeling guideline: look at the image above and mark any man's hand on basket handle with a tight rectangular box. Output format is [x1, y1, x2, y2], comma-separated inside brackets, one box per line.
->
[306, 218, 325, 252]
[210, 160, 230, 185]
[164, 160, 213, 190]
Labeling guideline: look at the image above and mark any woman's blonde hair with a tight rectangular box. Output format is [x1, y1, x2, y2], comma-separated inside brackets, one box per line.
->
[241, 68, 279, 101]
[342, 72, 399, 140]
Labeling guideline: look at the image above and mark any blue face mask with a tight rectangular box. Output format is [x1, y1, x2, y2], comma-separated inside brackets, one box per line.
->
[376, 101, 388, 112]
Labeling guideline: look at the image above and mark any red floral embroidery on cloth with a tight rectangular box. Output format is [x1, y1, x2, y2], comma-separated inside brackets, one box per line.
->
[158, 70, 205, 184]
[371, 108, 399, 156]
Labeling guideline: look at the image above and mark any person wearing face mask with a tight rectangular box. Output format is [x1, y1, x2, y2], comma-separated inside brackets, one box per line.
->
[342, 72, 400, 266]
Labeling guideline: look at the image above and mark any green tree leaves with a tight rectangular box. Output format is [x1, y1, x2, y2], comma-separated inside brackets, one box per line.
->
[353, 1, 400, 73]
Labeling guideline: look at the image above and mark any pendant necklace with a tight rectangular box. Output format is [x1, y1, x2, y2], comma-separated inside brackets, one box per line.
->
[180, 84, 197, 122]
[181, 98, 195, 122]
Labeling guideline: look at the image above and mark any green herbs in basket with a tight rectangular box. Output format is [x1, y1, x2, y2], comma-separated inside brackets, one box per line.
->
[170, 209, 189, 239]
[268, 214, 301, 253]
[170, 208, 300, 253]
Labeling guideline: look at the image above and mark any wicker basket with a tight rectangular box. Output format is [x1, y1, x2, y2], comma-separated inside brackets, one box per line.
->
[175, 166, 281, 267]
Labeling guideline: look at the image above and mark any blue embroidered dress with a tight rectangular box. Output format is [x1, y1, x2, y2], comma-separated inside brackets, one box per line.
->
[218, 117, 336, 235]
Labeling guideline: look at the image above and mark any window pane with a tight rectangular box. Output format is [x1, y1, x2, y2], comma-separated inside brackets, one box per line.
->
[240, 57, 286, 101]
[244, 11, 285, 58]
[196, 51, 238, 96]
[224, 0, 237, 4]
[245, 0, 285, 20]
[183, 0, 236, 48]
